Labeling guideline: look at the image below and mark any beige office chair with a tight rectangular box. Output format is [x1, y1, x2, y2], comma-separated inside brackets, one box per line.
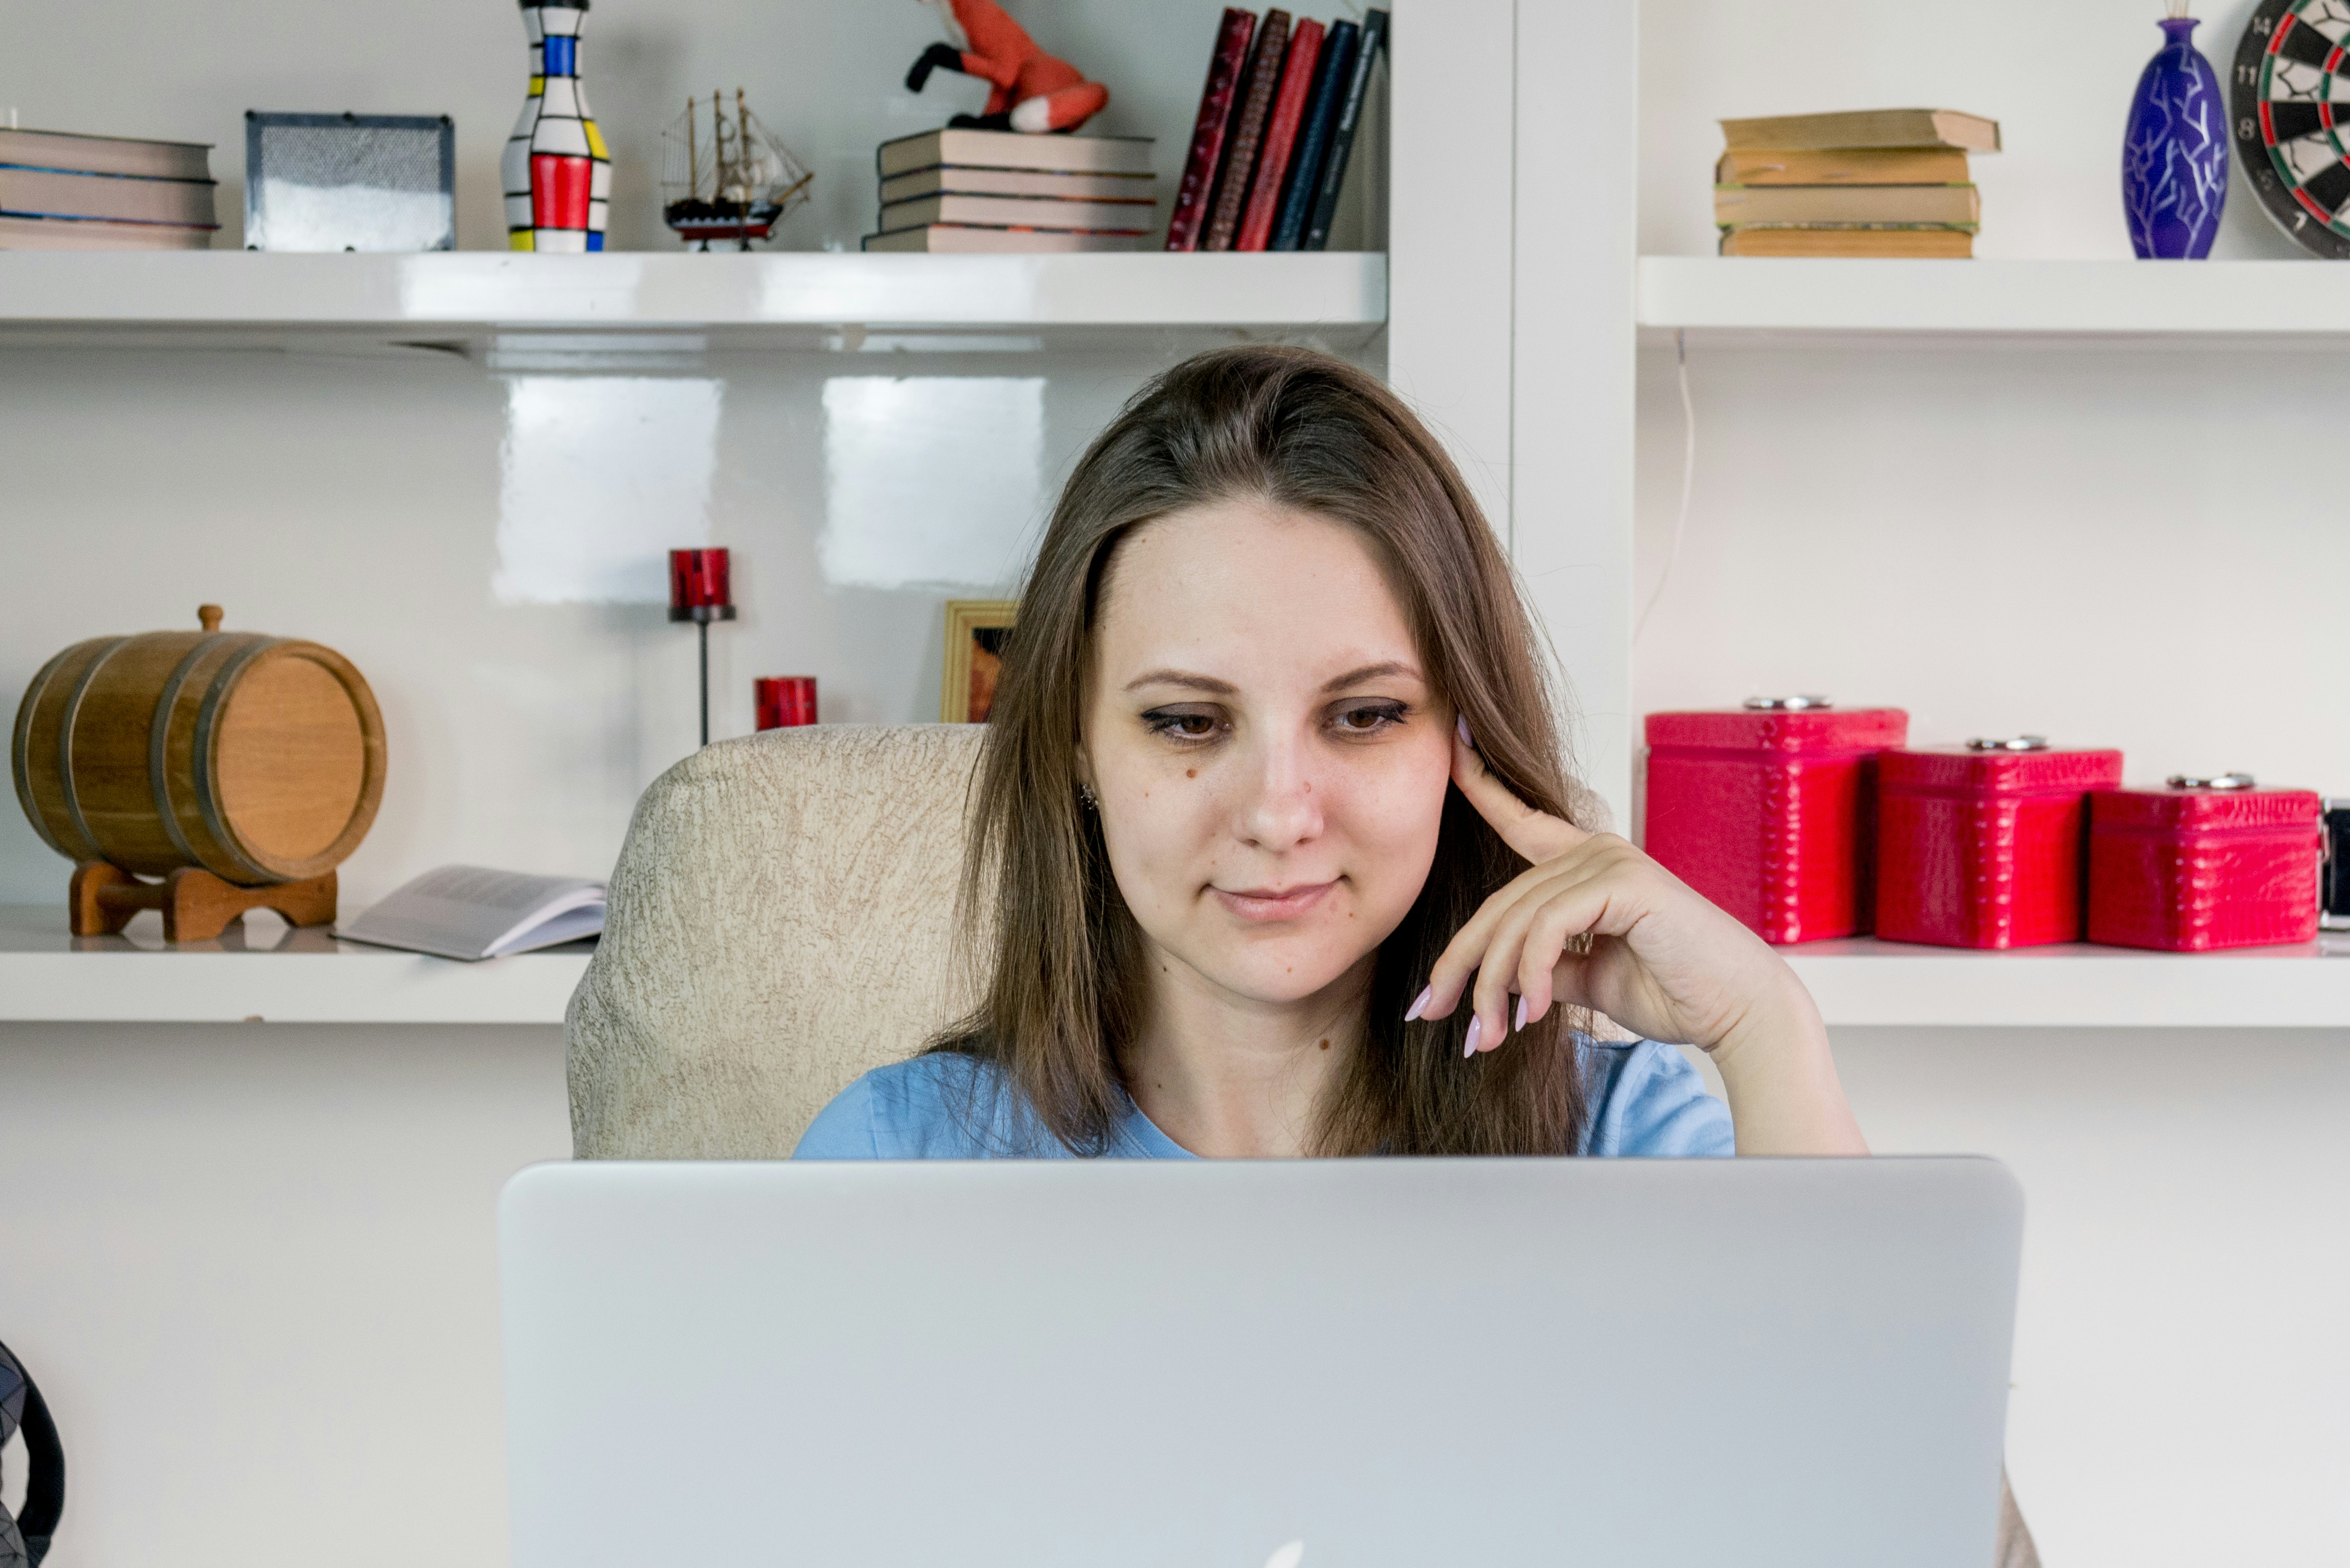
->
[567, 723, 988, 1160]
[563, 722, 2039, 1568]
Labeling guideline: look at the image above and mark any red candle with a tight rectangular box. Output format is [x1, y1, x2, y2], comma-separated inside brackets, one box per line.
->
[669, 548, 732, 613]
[756, 676, 818, 730]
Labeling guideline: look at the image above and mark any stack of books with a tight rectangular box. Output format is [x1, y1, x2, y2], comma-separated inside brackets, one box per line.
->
[1166, 6, 1389, 252]
[0, 126, 217, 250]
[1713, 108, 1999, 258]
[863, 128, 1156, 253]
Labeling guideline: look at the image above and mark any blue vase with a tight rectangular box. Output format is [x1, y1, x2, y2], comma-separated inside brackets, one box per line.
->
[2122, 14, 2228, 258]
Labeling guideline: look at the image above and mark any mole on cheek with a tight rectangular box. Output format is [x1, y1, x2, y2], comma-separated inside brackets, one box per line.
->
[1186, 768, 1196, 779]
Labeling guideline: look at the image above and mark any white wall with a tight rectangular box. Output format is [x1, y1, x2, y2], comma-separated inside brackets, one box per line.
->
[1641, 3, 2350, 1564]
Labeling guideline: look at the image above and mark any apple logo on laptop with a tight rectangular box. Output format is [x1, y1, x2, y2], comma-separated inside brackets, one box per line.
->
[1264, 1542, 1305, 1568]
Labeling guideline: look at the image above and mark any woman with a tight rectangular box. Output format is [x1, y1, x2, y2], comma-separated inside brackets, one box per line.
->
[796, 344, 1868, 1163]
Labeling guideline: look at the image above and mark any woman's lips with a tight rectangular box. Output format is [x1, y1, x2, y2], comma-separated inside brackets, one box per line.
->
[1209, 880, 1338, 922]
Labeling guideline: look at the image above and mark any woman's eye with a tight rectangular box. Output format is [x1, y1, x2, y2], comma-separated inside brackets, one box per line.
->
[1331, 702, 1407, 734]
[1142, 707, 1224, 741]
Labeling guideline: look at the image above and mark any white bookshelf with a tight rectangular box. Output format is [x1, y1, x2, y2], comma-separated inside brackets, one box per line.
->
[0, 906, 590, 1025]
[0, 250, 1387, 351]
[1783, 938, 2350, 1029]
[11, 906, 2347, 1029]
[1639, 256, 2350, 339]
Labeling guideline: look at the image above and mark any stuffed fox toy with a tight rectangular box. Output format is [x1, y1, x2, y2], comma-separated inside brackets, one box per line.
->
[906, 0, 1109, 133]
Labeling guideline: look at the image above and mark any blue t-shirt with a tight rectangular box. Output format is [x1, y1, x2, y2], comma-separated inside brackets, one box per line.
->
[794, 1039, 1733, 1159]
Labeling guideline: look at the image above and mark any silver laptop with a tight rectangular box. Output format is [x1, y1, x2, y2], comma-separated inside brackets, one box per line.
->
[501, 1158, 2021, 1568]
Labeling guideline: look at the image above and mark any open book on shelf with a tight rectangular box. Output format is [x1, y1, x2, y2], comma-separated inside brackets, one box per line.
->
[338, 865, 605, 962]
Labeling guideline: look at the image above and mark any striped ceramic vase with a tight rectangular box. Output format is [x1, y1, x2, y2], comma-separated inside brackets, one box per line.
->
[503, 0, 611, 251]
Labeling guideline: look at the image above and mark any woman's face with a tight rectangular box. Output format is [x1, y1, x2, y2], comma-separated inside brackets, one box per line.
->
[1081, 496, 1453, 1009]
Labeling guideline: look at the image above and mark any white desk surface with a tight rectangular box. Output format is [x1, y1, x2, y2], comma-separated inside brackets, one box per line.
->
[0, 904, 590, 1025]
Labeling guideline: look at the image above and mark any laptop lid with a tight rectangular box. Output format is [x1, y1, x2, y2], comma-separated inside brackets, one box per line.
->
[501, 1158, 2021, 1568]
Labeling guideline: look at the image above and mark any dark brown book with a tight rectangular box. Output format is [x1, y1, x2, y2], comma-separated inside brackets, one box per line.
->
[1166, 10, 1257, 251]
[1203, 9, 1291, 252]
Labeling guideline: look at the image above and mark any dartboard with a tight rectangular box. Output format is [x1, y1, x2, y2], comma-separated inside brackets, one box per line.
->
[2234, 0, 2350, 257]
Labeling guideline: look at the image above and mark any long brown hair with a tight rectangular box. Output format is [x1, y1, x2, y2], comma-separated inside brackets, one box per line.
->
[931, 344, 1591, 1156]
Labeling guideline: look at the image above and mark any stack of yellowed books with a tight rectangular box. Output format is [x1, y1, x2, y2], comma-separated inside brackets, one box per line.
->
[1714, 108, 1999, 258]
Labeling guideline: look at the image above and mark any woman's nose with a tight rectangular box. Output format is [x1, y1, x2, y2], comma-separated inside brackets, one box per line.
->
[1236, 735, 1325, 851]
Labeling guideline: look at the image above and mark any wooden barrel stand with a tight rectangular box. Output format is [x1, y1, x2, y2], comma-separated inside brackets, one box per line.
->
[72, 862, 339, 943]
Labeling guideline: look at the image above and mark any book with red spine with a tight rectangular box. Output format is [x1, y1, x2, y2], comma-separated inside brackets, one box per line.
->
[1271, 18, 1357, 250]
[1234, 18, 1323, 252]
[1202, 9, 1291, 251]
[1165, 9, 1258, 252]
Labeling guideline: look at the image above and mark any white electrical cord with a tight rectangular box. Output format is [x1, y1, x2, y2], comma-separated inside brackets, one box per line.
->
[1635, 328, 1695, 642]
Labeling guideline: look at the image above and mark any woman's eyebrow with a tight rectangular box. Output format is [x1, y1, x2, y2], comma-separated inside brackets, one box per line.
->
[1124, 669, 1238, 694]
[1322, 661, 1422, 692]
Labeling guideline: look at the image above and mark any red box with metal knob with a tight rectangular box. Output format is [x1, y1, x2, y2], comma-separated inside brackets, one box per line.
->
[1875, 738, 2123, 949]
[1643, 699, 1908, 945]
[2086, 776, 2324, 951]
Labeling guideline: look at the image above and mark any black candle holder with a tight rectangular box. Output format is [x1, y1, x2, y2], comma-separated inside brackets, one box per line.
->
[669, 549, 737, 748]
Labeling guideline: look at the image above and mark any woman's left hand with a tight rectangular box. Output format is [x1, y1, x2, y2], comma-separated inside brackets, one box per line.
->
[1416, 722, 1809, 1064]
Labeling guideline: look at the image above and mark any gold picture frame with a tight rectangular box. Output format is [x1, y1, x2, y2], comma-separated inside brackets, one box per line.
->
[941, 599, 1018, 723]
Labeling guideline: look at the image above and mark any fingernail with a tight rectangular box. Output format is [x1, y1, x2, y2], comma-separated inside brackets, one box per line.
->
[1455, 715, 1475, 751]
[1513, 996, 1527, 1032]
[1405, 985, 1431, 1022]
[1463, 1015, 1483, 1058]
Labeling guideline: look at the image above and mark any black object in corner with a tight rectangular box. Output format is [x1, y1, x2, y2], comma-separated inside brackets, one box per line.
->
[2323, 800, 2350, 930]
[0, 1339, 63, 1568]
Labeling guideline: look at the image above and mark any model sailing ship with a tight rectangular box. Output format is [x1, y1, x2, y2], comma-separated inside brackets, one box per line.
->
[661, 90, 814, 249]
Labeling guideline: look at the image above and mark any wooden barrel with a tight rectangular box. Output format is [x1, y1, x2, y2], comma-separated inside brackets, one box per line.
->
[11, 605, 385, 886]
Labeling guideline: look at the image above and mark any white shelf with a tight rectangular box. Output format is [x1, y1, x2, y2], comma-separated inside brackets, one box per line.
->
[1784, 937, 2350, 1029]
[8, 905, 2346, 1030]
[0, 250, 1387, 353]
[1639, 256, 2350, 341]
[0, 906, 587, 1025]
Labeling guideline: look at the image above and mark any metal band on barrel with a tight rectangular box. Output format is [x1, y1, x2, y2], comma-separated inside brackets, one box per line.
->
[10, 644, 81, 860]
[56, 637, 133, 863]
[189, 637, 283, 883]
[149, 634, 256, 872]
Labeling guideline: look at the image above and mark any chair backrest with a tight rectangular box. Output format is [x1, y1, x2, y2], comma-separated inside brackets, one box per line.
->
[567, 724, 988, 1159]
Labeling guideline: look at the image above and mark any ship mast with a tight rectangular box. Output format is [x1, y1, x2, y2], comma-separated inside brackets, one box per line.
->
[686, 96, 699, 197]
[711, 87, 734, 198]
[737, 89, 752, 192]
